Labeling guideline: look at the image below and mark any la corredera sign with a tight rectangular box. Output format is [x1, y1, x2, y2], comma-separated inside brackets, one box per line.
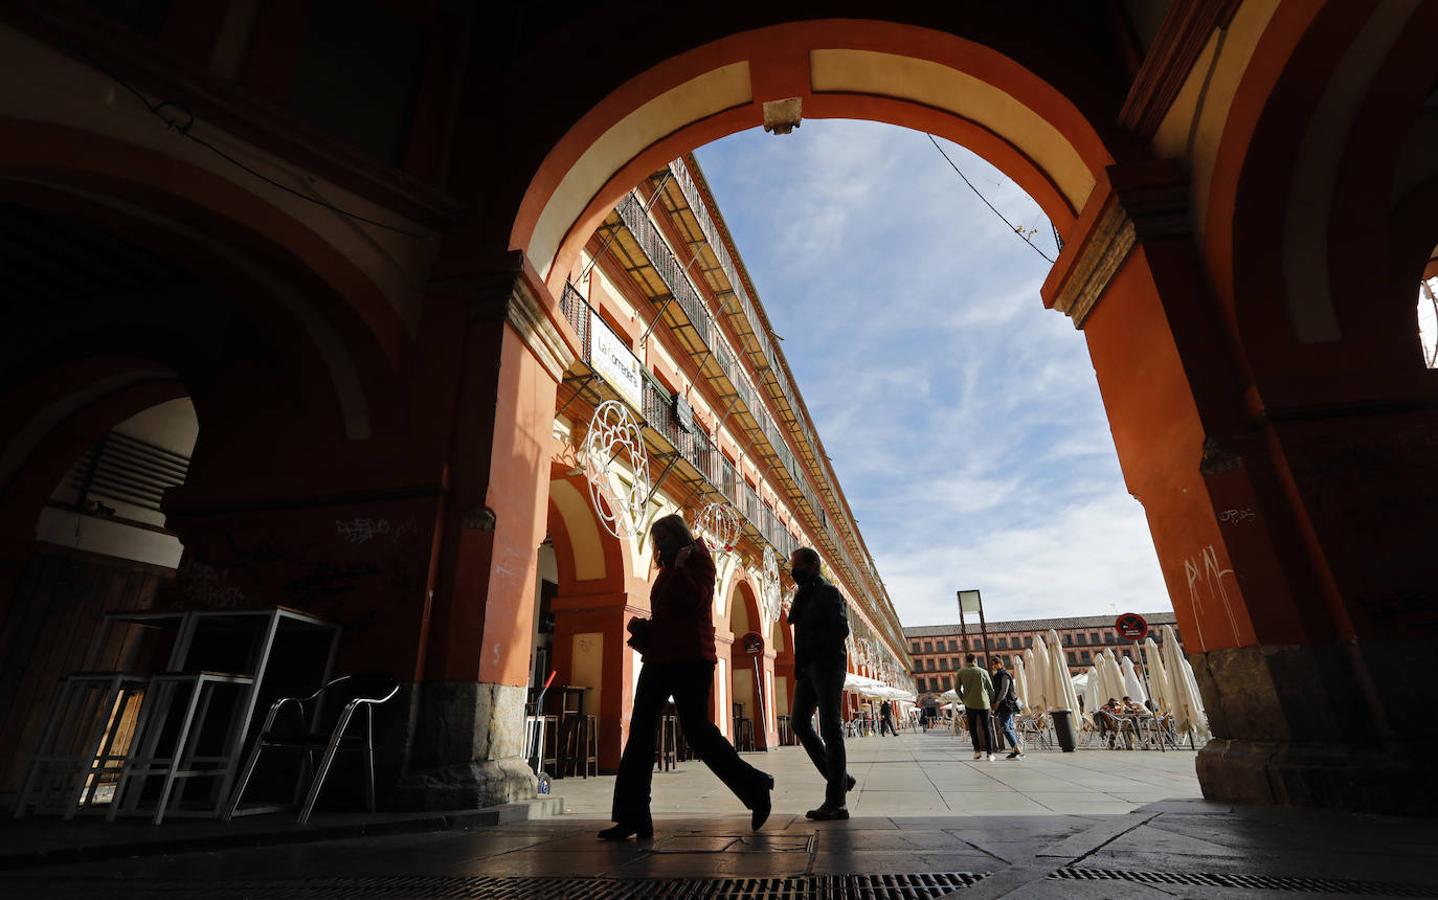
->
[589, 310, 644, 410]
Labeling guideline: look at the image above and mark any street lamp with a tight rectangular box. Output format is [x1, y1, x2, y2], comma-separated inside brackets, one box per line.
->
[956, 589, 991, 670]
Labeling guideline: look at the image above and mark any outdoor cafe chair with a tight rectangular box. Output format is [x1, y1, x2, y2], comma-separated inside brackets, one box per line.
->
[223, 673, 399, 824]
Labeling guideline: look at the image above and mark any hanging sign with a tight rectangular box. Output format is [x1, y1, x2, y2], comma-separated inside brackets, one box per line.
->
[1115, 612, 1149, 641]
[589, 310, 643, 410]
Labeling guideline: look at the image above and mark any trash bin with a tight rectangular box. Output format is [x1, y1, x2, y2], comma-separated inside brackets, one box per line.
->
[1051, 709, 1077, 752]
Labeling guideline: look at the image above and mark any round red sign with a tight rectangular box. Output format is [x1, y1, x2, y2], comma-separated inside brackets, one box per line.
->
[741, 631, 765, 656]
[1115, 612, 1149, 641]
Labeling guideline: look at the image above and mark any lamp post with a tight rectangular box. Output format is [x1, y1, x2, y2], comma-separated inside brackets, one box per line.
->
[956, 589, 990, 670]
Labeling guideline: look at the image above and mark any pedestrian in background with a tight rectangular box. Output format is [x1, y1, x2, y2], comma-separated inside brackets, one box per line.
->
[991, 659, 1024, 759]
[879, 700, 897, 736]
[955, 654, 997, 761]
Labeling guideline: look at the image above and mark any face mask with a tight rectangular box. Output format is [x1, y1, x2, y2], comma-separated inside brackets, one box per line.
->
[792, 568, 816, 585]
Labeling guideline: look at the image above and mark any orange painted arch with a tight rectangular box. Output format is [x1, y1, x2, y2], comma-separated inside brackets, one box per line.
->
[508, 19, 1120, 293]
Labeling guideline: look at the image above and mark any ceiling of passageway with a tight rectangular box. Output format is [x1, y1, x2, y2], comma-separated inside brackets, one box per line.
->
[0, 202, 191, 314]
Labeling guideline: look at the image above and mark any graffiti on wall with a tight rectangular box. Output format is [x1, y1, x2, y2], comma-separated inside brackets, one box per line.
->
[1181, 544, 1242, 649]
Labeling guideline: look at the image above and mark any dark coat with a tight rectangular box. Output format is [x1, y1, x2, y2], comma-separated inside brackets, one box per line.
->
[787, 575, 849, 671]
[644, 542, 718, 664]
[992, 669, 1017, 710]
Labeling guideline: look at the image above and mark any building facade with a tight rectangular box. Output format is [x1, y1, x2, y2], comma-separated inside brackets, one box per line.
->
[537, 152, 914, 773]
[904, 614, 1183, 696]
[0, 3, 1435, 816]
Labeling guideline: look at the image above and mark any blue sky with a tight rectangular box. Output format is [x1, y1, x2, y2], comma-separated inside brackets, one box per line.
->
[693, 120, 1169, 627]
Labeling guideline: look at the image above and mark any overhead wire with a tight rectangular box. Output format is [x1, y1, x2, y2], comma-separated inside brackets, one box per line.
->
[924, 133, 1056, 264]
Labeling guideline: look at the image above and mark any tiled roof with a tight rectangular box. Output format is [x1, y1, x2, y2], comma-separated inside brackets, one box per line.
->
[902, 611, 1177, 638]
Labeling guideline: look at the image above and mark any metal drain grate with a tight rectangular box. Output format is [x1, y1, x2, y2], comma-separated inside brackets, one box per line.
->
[1053, 867, 1438, 896]
[1, 873, 987, 899]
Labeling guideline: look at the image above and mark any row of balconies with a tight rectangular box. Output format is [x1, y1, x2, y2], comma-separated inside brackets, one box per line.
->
[612, 184, 906, 661]
[664, 160, 905, 655]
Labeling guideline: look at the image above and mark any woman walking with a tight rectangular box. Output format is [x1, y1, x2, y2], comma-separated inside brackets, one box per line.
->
[600, 514, 774, 841]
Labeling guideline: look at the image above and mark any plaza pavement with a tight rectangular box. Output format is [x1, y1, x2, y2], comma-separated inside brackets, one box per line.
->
[3, 732, 1437, 898]
[553, 727, 1205, 819]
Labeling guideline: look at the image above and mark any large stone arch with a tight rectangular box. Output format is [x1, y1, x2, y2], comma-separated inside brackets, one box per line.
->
[508, 19, 1128, 292]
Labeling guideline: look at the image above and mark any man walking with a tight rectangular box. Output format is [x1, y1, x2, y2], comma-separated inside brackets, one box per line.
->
[991, 659, 1024, 759]
[878, 701, 897, 736]
[787, 547, 855, 820]
[955, 654, 996, 761]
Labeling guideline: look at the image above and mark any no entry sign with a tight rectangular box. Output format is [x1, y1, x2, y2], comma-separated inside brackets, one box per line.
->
[1115, 612, 1149, 641]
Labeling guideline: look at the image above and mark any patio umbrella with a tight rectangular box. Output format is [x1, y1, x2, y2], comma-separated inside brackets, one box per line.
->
[1180, 657, 1208, 733]
[1080, 665, 1098, 714]
[1142, 637, 1170, 713]
[1013, 655, 1031, 712]
[1120, 655, 1148, 703]
[1045, 630, 1079, 712]
[1029, 639, 1053, 712]
[1099, 649, 1126, 704]
[1160, 625, 1206, 734]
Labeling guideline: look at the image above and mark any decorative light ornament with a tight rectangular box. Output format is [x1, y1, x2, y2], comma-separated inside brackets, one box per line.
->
[580, 400, 649, 538]
[761, 546, 782, 625]
[696, 501, 740, 555]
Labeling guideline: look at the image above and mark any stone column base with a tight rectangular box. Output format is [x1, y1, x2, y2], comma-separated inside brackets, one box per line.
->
[1191, 639, 1438, 816]
[1197, 738, 1432, 816]
[390, 680, 538, 811]
[391, 758, 538, 811]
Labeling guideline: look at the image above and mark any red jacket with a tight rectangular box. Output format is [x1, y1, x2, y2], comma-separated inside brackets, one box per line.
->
[643, 542, 717, 664]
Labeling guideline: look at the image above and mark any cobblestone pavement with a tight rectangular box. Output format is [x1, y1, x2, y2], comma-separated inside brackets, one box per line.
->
[3, 734, 1436, 898]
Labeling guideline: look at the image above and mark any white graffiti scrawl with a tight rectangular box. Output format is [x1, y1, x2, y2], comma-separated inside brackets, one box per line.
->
[1182, 545, 1242, 649]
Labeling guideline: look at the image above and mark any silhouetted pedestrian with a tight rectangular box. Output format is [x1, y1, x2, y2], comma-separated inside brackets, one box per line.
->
[601, 515, 773, 841]
[787, 547, 856, 820]
[879, 700, 897, 736]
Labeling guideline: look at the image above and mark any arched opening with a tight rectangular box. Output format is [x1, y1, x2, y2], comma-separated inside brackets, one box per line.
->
[726, 576, 766, 750]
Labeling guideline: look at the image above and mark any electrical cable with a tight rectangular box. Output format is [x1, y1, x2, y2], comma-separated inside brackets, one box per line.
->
[924, 133, 1056, 264]
[110, 78, 431, 237]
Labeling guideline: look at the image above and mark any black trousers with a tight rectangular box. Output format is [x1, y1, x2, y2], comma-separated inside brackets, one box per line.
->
[879, 715, 897, 736]
[611, 659, 768, 825]
[966, 706, 996, 753]
[790, 658, 850, 807]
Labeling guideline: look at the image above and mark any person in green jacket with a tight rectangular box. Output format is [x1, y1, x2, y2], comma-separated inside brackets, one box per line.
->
[955, 654, 997, 761]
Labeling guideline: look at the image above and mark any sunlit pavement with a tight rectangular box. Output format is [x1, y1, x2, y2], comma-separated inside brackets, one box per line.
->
[554, 729, 1205, 819]
[4, 733, 1437, 898]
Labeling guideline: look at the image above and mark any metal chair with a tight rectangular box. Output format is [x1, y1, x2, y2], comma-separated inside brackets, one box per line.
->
[223, 673, 398, 824]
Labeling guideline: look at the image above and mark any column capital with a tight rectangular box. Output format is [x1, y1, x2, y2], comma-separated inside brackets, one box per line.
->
[431, 252, 577, 381]
[1043, 162, 1190, 329]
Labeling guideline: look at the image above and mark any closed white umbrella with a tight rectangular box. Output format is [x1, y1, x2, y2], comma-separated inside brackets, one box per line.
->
[1029, 640, 1053, 712]
[1160, 625, 1205, 735]
[1081, 665, 1099, 715]
[1142, 637, 1170, 713]
[1120, 655, 1148, 703]
[1045, 630, 1078, 712]
[1180, 658, 1208, 733]
[1013, 655, 1031, 713]
[1099, 649, 1126, 704]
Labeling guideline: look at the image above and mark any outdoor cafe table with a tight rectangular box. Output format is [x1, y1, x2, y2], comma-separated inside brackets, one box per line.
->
[85, 606, 340, 820]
